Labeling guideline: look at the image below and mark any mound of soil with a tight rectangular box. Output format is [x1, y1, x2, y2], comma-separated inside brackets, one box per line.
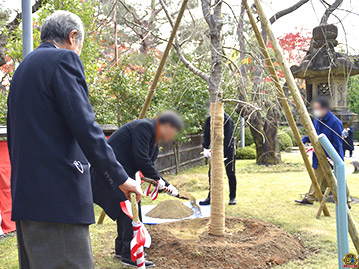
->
[146, 217, 305, 269]
[146, 200, 194, 219]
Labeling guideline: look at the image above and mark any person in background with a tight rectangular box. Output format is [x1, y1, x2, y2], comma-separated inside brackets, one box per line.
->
[295, 97, 347, 205]
[199, 103, 237, 206]
[91, 111, 183, 268]
[7, 11, 142, 269]
[342, 126, 354, 158]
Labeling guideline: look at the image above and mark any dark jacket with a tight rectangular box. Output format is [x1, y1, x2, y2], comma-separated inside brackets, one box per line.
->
[203, 113, 234, 151]
[7, 43, 129, 225]
[91, 119, 164, 220]
[343, 127, 354, 151]
[302, 110, 344, 169]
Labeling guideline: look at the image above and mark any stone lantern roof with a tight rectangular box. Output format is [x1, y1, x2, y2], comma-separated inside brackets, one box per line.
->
[290, 24, 358, 125]
[291, 24, 359, 79]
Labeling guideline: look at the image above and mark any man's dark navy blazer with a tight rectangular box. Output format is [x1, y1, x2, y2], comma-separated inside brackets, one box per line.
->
[91, 119, 162, 220]
[8, 43, 129, 224]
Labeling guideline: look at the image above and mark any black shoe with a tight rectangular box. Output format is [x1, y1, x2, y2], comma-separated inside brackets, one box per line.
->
[229, 198, 236, 205]
[117, 253, 146, 259]
[120, 257, 155, 268]
[199, 197, 210, 206]
[294, 198, 313, 205]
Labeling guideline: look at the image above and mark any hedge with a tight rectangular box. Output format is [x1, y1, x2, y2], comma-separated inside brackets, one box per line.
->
[236, 146, 257, 160]
[278, 132, 293, 151]
[244, 128, 254, 146]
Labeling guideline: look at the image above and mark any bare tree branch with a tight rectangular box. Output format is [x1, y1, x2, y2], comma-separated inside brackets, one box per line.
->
[159, 0, 210, 82]
[269, 0, 309, 24]
[222, 99, 261, 111]
[5, 0, 44, 33]
[320, 0, 343, 25]
[0, 0, 45, 66]
[201, 0, 214, 28]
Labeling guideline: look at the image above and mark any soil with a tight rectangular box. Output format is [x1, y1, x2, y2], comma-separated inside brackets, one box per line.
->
[146, 200, 194, 219]
[146, 217, 305, 269]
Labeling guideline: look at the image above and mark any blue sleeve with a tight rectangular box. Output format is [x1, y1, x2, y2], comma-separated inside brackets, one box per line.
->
[332, 120, 344, 160]
[53, 51, 129, 189]
[302, 135, 310, 144]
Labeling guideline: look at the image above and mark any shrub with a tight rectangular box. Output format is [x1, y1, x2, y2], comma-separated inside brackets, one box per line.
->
[280, 127, 298, 146]
[245, 128, 254, 146]
[354, 131, 359, 141]
[278, 132, 293, 151]
[236, 146, 257, 160]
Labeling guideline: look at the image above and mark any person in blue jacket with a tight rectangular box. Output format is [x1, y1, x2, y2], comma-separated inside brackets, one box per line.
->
[295, 97, 347, 205]
[7, 11, 142, 269]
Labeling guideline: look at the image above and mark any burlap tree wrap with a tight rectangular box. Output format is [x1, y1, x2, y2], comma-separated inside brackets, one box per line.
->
[209, 102, 225, 236]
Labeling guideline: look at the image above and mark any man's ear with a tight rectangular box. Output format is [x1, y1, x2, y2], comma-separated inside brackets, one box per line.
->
[68, 30, 78, 46]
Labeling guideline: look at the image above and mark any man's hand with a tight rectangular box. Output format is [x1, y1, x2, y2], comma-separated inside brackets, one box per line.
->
[119, 178, 143, 203]
[203, 148, 211, 158]
[157, 178, 166, 190]
[165, 184, 179, 197]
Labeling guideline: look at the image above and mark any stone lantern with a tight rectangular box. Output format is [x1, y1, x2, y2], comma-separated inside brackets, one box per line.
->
[291, 24, 359, 126]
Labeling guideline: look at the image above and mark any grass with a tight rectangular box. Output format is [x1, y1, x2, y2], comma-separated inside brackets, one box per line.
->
[1, 151, 359, 268]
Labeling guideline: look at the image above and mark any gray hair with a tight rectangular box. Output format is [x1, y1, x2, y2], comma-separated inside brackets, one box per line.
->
[41, 11, 84, 45]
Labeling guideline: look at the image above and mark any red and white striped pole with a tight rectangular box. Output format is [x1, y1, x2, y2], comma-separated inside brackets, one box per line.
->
[132, 221, 146, 268]
[129, 193, 151, 268]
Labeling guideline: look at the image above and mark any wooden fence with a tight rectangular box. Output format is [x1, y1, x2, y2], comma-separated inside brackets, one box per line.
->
[0, 125, 206, 173]
[155, 134, 205, 174]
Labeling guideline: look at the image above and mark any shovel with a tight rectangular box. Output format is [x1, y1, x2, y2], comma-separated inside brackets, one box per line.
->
[141, 177, 202, 217]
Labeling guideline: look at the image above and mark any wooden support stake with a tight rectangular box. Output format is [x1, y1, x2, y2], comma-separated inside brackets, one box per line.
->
[138, 0, 189, 119]
[97, 209, 106, 224]
[130, 192, 140, 222]
[173, 140, 180, 174]
[243, 0, 329, 217]
[316, 187, 331, 219]
[253, 0, 359, 253]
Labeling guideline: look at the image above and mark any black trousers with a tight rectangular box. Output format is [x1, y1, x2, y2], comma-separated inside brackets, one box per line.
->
[115, 202, 142, 259]
[207, 148, 237, 200]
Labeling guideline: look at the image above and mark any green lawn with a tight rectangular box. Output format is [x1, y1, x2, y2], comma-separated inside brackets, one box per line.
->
[1, 152, 359, 268]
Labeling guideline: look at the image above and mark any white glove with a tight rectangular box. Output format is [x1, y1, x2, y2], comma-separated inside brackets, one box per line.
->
[156, 178, 166, 190]
[165, 184, 179, 197]
[203, 148, 211, 158]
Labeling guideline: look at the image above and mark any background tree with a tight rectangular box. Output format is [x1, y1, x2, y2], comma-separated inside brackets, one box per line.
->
[232, 1, 310, 165]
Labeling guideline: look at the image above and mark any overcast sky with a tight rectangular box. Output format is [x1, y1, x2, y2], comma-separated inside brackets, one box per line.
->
[3, 0, 359, 52]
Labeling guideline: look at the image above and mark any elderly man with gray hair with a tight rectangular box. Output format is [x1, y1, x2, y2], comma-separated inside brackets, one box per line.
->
[7, 11, 143, 269]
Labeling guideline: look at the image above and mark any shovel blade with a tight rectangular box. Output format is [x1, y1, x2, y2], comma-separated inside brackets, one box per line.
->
[190, 200, 202, 218]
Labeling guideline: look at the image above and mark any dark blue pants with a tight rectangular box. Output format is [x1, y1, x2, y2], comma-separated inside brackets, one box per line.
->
[207, 148, 237, 200]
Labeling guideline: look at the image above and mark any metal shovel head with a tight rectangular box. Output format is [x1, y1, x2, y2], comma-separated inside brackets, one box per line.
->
[141, 176, 202, 217]
[190, 200, 202, 218]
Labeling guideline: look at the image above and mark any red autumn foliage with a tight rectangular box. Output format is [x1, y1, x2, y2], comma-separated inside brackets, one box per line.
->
[0, 56, 13, 74]
[276, 27, 312, 65]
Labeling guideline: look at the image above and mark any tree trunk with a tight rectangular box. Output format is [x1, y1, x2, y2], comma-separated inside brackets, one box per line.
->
[209, 103, 225, 236]
[261, 105, 281, 164]
[236, 10, 282, 165]
[248, 109, 281, 165]
[201, 0, 225, 236]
